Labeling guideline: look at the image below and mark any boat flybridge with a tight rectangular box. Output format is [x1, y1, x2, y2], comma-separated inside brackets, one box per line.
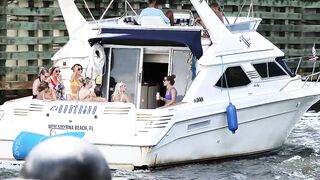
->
[0, 0, 320, 170]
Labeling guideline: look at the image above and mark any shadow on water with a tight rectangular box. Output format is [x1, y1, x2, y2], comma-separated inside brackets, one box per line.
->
[278, 143, 315, 158]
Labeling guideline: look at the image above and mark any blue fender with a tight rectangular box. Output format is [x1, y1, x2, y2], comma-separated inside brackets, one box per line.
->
[226, 103, 238, 134]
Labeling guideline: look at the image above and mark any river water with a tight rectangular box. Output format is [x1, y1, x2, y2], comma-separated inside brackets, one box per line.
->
[1, 112, 320, 179]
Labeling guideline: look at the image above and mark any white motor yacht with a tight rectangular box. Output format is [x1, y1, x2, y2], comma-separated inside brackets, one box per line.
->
[0, 0, 319, 170]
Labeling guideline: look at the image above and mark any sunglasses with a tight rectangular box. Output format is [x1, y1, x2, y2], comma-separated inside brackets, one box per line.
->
[55, 70, 61, 73]
[78, 68, 83, 71]
[163, 79, 167, 82]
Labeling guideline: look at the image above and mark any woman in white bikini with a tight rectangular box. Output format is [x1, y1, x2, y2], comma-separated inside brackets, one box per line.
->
[111, 82, 130, 103]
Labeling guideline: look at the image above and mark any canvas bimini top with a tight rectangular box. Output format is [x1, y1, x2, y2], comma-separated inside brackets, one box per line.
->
[88, 27, 204, 59]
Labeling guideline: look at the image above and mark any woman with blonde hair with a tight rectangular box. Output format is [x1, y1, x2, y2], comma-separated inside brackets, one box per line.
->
[111, 82, 130, 103]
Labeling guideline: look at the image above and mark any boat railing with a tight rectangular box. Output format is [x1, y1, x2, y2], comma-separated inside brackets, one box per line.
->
[280, 71, 320, 92]
[302, 71, 320, 85]
[225, 17, 261, 32]
[284, 56, 319, 75]
[279, 56, 320, 91]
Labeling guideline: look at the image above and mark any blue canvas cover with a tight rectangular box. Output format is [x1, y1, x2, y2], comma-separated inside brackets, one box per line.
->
[89, 28, 203, 59]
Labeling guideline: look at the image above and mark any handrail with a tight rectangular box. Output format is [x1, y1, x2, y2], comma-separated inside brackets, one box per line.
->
[99, 0, 137, 21]
[83, 0, 97, 24]
[99, 0, 115, 21]
[302, 71, 320, 87]
[283, 56, 318, 76]
[294, 57, 302, 75]
[125, 0, 138, 16]
[280, 71, 320, 91]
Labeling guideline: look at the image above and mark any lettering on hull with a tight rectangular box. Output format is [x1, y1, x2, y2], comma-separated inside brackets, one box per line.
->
[50, 105, 97, 115]
[48, 124, 94, 131]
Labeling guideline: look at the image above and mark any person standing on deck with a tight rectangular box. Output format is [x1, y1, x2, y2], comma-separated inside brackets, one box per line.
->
[48, 66, 65, 100]
[138, 0, 170, 25]
[69, 64, 83, 100]
[158, 74, 177, 107]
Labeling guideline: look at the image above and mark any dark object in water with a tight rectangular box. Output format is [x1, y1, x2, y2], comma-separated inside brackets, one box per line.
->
[20, 136, 111, 180]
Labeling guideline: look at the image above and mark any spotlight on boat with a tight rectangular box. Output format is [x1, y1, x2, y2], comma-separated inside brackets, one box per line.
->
[226, 102, 238, 134]
[20, 136, 111, 180]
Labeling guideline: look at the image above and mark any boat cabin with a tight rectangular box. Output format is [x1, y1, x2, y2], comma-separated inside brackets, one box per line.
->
[89, 26, 203, 109]
[86, 7, 264, 109]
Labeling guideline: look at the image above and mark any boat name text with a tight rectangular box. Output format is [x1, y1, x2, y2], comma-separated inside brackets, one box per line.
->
[50, 105, 97, 115]
[194, 97, 203, 103]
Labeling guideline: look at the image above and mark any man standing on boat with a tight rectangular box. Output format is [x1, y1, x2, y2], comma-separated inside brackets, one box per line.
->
[138, 0, 170, 25]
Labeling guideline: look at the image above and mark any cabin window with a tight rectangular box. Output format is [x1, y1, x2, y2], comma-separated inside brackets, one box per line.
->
[105, 48, 142, 105]
[171, 50, 193, 101]
[253, 62, 286, 78]
[215, 66, 251, 88]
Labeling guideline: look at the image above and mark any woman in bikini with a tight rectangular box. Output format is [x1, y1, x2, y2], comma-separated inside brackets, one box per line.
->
[111, 82, 130, 103]
[48, 66, 65, 100]
[69, 64, 83, 100]
[79, 77, 105, 102]
[32, 67, 49, 99]
[36, 81, 56, 101]
[158, 74, 177, 107]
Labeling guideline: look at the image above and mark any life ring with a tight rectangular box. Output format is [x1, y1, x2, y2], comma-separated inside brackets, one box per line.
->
[92, 43, 106, 70]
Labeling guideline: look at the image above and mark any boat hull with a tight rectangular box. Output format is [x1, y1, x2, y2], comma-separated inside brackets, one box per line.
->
[0, 94, 317, 169]
[145, 96, 312, 167]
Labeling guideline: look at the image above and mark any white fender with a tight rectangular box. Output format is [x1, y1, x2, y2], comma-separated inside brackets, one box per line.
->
[91, 43, 106, 75]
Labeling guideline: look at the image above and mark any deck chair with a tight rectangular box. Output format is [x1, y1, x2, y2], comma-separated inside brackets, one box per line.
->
[140, 16, 169, 27]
